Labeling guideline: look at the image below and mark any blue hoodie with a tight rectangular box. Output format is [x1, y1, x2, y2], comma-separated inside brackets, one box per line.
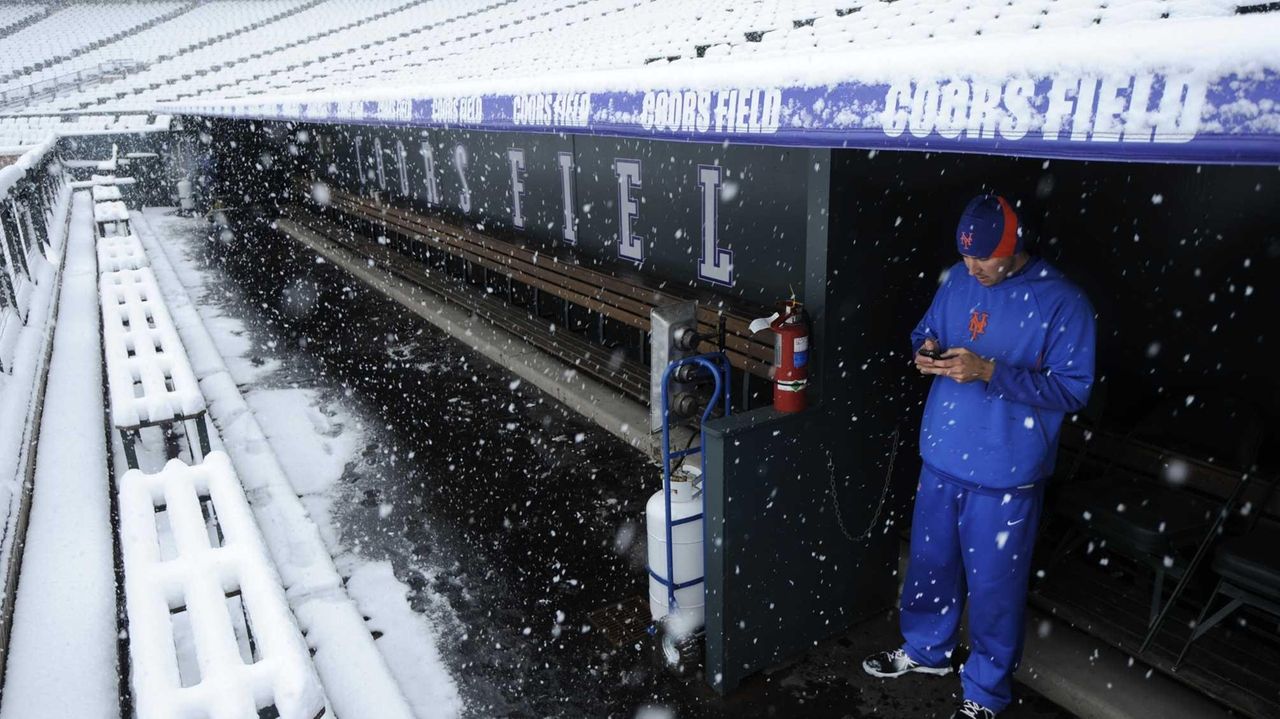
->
[911, 257, 1096, 490]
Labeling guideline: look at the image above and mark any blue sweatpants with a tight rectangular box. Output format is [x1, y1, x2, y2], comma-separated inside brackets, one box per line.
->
[899, 466, 1044, 713]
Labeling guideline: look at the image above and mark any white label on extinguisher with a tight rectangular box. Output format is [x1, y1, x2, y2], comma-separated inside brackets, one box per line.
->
[793, 335, 809, 368]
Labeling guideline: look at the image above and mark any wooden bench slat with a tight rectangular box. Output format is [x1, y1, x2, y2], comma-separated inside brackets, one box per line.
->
[305, 184, 774, 376]
[279, 213, 652, 401]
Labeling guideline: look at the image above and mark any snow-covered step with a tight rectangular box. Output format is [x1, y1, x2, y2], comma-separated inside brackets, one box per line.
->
[96, 232, 149, 273]
[99, 267, 205, 436]
[118, 452, 328, 719]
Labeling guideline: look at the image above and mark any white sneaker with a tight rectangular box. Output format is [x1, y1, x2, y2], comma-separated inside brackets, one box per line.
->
[861, 647, 953, 678]
[952, 699, 997, 718]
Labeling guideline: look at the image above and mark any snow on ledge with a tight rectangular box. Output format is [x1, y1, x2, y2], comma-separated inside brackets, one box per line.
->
[119, 452, 327, 719]
[158, 12, 1280, 164]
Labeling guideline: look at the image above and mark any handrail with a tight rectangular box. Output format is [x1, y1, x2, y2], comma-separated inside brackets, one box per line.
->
[0, 59, 143, 108]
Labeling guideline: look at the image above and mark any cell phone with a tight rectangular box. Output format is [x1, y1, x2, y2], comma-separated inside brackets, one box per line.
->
[917, 347, 950, 360]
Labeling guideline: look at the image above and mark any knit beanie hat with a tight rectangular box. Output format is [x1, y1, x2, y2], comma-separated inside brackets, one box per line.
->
[956, 193, 1022, 258]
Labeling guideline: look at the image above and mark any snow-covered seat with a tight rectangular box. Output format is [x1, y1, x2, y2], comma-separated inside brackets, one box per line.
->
[88, 174, 137, 187]
[96, 233, 148, 273]
[99, 267, 206, 465]
[91, 184, 123, 202]
[118, 452, 327, 719]
[93, 200, 131, 237]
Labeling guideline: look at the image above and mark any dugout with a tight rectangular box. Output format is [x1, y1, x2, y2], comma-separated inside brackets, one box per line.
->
[166, 18, 1280, 713]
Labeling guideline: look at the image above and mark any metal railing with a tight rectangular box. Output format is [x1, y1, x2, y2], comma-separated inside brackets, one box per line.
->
[0, 59, 143, 110]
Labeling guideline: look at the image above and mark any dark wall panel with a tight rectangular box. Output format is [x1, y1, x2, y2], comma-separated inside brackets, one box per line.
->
[291, 123, 810, 307]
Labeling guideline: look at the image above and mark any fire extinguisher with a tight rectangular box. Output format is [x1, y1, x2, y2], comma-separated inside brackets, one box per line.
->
[750, 300, 809, 413]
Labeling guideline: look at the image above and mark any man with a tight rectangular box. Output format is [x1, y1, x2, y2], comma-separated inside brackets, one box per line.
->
[862, 194, 1096, 719]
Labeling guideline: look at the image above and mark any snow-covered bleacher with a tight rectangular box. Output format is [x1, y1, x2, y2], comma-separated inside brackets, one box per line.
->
[78, 162, 330, 716]
[0, 2, 185, 83]
[96, 231, 147, 273]
[0, 0, 1255, 121]
[92, 198, 130, 237]
[2, 1, 311, 98]
[90, 183, 121, 202]
[118, 453, 326, 719]
[0, 4, 47, 36]
[0, 114, 168, 153]
[269, 0, 1250, 96]
[98, 266, 206, 465]
[106, 0, 417, 111]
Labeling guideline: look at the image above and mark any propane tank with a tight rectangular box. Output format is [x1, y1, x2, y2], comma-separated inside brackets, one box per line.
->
[177, 179, 194, 214]
[646, 463, 704, 626]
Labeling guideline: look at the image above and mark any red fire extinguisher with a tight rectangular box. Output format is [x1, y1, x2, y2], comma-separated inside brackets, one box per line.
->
[751, 300, 809, 413]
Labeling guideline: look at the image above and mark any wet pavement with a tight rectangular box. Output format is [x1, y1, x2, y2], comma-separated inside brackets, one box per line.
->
[154, 208, 1074, 719]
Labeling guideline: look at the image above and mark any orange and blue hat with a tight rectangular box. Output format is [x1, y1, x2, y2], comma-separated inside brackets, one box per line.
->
[956, 194, 1022, 258]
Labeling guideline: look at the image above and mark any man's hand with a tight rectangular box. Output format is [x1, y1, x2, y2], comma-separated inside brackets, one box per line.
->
[913, 338, 941, 372]
[919, 346, 994, 383]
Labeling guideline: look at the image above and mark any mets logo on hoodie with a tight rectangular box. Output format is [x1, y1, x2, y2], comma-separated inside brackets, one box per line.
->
[968, 310, 989, 340]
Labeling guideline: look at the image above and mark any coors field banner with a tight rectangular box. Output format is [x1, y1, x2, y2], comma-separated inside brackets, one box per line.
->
[167, 70, 1280, 164]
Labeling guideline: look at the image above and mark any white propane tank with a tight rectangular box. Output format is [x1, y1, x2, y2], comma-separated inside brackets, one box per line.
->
[646, 464, 704, 627]
[177, 179, 194, 213]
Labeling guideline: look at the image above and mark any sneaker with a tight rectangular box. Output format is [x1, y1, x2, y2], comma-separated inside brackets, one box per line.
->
[952, 699, 997, 718]
[861, 648, 953, 678]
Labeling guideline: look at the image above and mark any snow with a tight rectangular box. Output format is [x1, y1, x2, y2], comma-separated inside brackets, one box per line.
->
[0, 177, 68, 601]
[91, 185, 122, 202]
[130, 210, 433, 719]
[96, 232, 149, 273]
[118, 453, 327, 719]
[245, 389, 361, 496]
[0, 0, 1268, 122]
[92, 200, 129, 223]
[0, 190, 117, 719]
[157, 3, 1280, 115]
[345, 562, 464, 719]
[86, 175, 137, 186]
[0, 135, 56, 201]
[99, 267, 205, 428]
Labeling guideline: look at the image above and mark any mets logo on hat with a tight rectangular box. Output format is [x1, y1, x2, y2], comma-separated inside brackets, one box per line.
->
[969, 310, 989, 341]
[957, 194, 1022, 258]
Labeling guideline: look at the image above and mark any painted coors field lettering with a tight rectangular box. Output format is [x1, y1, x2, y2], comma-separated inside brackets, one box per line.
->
[640, 88, 782, 135]
[881, 74, 1206, 143]
[374, 99, 412, 122]
[613, 159, 643, 263]
[395, 139, 409, 195]
[511, 92, 591, 128]
[431, 96, 484, 125]
[696, 164, 733, 287]
[373, 137, 386, 190]
[453, 144, 472, 213]
[556, 151, 577, 245]
[507, 148, 526, 230]
[353, 135, 365, 187]
[337, 136, 751, 288]
[418, 142, 440, 205]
